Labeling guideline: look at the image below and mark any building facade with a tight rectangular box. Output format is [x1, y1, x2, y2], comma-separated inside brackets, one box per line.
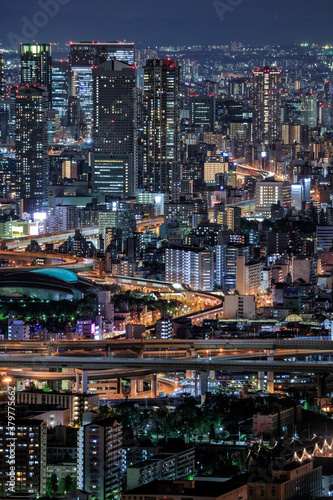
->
[143, 59, 180, 194]
[92, 60, 137, 198]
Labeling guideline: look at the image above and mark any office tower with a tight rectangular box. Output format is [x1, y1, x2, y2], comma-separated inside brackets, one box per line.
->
[143, 59, 180, 193]
[230, 122, 252, 142]
[215, 99, 243, 131]
[51, 60, 69, 120]
[98, 209, 136, 240]
[20, 44, 52, 107]
[92, 60, 137, 198]
[301, 93, 317, 129]
[291, 184, 303, 211]
[0, 419, 47, 497]
[190, 95, 215, 131]
[255, 180, 283, 216]
[77, 417, 122, 500]
[69, 42, 135, 135]
[165, 247, 214, 291]
[252, 66, 282, 145]
[0, 51, 4, 99]
[15, 85, 49, 214]
[70, 42, 134, 67]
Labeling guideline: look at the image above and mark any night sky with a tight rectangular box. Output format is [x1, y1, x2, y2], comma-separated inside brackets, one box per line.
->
[1, 0, 333, 48]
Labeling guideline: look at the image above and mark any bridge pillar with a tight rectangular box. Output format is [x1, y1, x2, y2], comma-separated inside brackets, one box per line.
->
[150, 374, 157, 398]
[257, 371, 264, 391]
[137, 379, 143, 393]
[47, 346, 52, 356]
[75, 372, 80, 392]
[186, 370, 195, 379]
[116, 378, 122, 395]
[268, 371, 274, 394]
[267, 354, 274, 394]
[187, 349, 196, 358]
[130, 379, 137, 397]
[199, 372, 208, 396]
[317, 375, 326, 399]
[82, 370, 88, 393]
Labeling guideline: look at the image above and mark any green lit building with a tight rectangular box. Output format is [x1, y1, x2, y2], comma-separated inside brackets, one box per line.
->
[20, 43, 52, 107]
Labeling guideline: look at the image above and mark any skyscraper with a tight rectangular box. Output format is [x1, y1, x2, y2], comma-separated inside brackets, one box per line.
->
[15, 85, 49, 214]
[92, 60, 137, 198]
[0, 419, 47, 497]
[69, 42, 135, 135]
[20, 44, 52, 107]
[252, 66, 282, 146]
[190, 95, 215, 131]
[51, 60, 69, 121]
[0, 50, 4, 99]
[77, 417, 122, 500]
[301, 93, 317, 129]
[143, 59, 180, 193]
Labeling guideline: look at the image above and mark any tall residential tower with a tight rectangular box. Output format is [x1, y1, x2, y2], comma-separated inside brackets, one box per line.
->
[252, 66, 281, 146]
[143, 59, 180, 193]
[15, 85, 49, 214]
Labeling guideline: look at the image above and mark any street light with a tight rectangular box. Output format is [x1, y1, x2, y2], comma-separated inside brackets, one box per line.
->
[3, 377, 12, 393]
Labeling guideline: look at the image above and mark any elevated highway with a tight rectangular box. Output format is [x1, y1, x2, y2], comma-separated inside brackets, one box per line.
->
[0, 355, 333, 375]
[1, 338, 333, 353]
[3, 227, 98, 251]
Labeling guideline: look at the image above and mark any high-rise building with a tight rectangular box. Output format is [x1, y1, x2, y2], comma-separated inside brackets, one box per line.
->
[165, 246, 214, 291]
[255, 180, 283, 216]
[252, 66, 282, 145]
[92, 60, 137, 198]
[0, 50, 4, 99]
[301, 93, 317, 129]
[70, 42, 134, 67]
[77, 417, 122, 500]
[51, 60, 69, 120]
[143, 59, 180, 193]
[215, 243, 250, 290]
[20, 44, 52, 107]
[236, 255, 263, 296]
[0, 419, 47, 497]
[281, 123, 309, 145]
[54, 205, 78, 231]
[15, 84, 49, 214]
[190, 95, 215, 131]
[215, 99, 243, 131]
[224, 206, 241, 232]
[69, 42, 135, 135]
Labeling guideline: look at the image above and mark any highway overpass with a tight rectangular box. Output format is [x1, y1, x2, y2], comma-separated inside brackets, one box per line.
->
[0, 355, 332, 374]
[1, 338, 333, 353]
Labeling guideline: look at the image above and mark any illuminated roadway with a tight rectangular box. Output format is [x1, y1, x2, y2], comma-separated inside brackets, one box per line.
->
[3, 227, 99, 251]
[1, 339, 333, 353]
[0, 355, 333, 375]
